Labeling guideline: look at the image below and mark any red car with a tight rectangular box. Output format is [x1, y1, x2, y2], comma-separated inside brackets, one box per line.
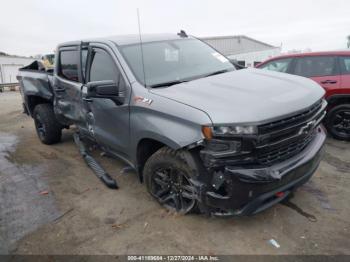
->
[256, 51, 350, 141]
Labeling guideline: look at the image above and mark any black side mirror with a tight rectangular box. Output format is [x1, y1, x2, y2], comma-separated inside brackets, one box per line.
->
[86, 80, 119, 97]
[228, 59, 246, 70]
[85, 80, 125, 105]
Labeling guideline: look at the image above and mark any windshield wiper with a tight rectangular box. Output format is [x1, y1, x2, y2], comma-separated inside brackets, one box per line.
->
[204, 69, 230, 78]
[149, 69, 231, 88]
[150, 80, 187, 88]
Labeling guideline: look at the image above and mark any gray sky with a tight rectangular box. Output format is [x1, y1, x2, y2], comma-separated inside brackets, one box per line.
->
[1, 0, 349, 56]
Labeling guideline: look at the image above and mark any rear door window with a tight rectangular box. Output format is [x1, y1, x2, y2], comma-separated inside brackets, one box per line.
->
[294, 56, 337, 77]
[59, 50, 79, 82]
[339, 56, 350, 74]
[259, 58, 292, 73]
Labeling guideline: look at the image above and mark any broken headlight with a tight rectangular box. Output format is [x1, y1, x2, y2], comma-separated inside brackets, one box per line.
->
[200, 126, 256, 167]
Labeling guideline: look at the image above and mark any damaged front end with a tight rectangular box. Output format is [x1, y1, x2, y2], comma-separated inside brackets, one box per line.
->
[194, 100, 327, 216]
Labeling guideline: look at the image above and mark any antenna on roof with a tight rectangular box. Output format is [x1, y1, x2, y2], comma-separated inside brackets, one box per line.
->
[137, 8, 147, 88]
[177, 30, 188, 38]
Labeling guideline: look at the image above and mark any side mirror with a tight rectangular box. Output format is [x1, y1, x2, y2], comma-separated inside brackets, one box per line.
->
[228, 59, 246, 70]
[86, 80, 119, 97]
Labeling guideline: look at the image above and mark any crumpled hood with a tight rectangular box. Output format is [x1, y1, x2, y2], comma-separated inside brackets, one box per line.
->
[150, 68, 325, 124]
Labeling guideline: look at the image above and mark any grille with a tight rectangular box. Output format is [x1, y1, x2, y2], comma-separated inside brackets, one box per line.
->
[259, 99, 323, 136]
[256, 99, 326, 166]
[257, 130, 316, 165]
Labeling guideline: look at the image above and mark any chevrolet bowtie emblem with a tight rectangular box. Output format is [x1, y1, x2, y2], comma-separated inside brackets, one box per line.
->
[298, 120, 316, 135]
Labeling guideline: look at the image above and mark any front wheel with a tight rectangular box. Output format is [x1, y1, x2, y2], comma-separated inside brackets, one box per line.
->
[143, 147, 199, 214]
[325, 104, 350, 141]
[33, 104, 62, 145]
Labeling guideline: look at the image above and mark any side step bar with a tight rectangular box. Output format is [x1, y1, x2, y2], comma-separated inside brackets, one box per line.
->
[73, 133, 118, 189]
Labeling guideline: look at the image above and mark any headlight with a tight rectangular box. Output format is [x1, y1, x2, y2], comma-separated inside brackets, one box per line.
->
[202, 125, 257, 139]
[213, 125, 257, 135]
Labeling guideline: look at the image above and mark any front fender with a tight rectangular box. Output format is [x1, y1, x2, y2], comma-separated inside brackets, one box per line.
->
[129, 98, 211, 164]
[135, 130, 184, 150]
[130, 107, 208, 164]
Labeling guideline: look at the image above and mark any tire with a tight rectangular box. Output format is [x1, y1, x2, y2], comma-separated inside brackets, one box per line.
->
[325, 104, 350, 141]
[143, 147, 200, 214]
[33, 104, 62, 145]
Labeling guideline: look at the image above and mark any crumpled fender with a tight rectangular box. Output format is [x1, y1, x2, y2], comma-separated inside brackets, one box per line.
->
[17, 61, 54, 114]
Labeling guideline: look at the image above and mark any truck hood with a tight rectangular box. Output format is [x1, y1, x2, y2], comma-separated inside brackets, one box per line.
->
[150, 68, 325, 124]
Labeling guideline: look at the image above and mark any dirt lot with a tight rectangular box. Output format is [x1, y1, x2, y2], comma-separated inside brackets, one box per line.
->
[0, 91, 349, 255]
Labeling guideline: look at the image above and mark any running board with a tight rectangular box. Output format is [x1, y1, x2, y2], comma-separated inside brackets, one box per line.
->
[73, 133, 118, 189]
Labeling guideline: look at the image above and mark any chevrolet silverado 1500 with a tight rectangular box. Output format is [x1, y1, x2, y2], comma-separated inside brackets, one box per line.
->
[17, 33, 326, 216]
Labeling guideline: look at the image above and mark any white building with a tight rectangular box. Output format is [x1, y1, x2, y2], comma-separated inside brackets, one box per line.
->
[0, 56, 34, 84]
[200, 35, 281, 67]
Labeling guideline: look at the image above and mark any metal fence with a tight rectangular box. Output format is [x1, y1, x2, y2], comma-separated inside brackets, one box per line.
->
[0, 83, 19, 92]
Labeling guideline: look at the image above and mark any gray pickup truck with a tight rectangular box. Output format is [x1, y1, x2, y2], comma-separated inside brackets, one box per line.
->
[17, 33, 327, 216]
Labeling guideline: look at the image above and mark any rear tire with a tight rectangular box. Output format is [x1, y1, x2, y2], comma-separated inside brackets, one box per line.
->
[325, 104, 350, 141]
[143, 147, 200, 214]
[33, 104, 62, 145]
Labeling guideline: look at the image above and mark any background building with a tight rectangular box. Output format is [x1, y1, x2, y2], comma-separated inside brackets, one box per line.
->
[200, 35, 281, 67]
[0, 56, 34, 84]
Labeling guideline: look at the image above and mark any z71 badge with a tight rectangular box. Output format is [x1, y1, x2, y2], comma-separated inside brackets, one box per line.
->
[134, 96, 153, 105]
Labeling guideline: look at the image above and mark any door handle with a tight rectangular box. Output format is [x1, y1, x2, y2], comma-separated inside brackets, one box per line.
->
[83, 97, 93, 102]
[321, 80, 337, 84]
[55, 88, 66, 92]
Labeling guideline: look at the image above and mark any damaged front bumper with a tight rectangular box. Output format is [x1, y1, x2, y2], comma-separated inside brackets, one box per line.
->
[198, 126, 326, 216]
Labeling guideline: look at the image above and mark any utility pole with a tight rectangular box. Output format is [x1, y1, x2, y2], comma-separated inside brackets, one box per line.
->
[348, 35, 350, 48]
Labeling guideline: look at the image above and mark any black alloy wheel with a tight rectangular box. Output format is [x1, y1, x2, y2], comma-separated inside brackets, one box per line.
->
[150, 166, 197, 213]
[33, 104, 62, 144]
[143, 147, 201, 214]
[326, 104, 350, 141]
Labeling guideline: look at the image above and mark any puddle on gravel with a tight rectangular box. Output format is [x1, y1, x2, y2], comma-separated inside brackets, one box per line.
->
[0, 132, 60, 254]
[282, 179, 335, 222]
[301, 181, 335, 211]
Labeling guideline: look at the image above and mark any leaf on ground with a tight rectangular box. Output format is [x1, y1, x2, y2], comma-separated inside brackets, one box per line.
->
[111, 223, 128, 230]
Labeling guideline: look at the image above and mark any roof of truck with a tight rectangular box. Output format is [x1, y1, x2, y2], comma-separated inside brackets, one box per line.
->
[60, 33, 191, 47]
[110, 33, 190, 45]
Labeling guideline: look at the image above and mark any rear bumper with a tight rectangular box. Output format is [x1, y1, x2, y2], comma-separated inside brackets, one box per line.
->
[201, 126, 326, 216]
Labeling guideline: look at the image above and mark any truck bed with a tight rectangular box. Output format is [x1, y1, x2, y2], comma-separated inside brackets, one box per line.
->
[17, 61, 54, 115]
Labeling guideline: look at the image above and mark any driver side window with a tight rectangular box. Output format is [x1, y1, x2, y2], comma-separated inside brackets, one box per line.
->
[260, 58, 292, 73]
[88, 48, 125, 88]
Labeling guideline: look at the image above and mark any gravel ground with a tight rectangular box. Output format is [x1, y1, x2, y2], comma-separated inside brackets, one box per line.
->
[0, 91, 349, 255]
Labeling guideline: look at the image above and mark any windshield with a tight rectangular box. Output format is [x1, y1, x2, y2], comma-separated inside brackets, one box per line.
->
[119, 38, 235, 87]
